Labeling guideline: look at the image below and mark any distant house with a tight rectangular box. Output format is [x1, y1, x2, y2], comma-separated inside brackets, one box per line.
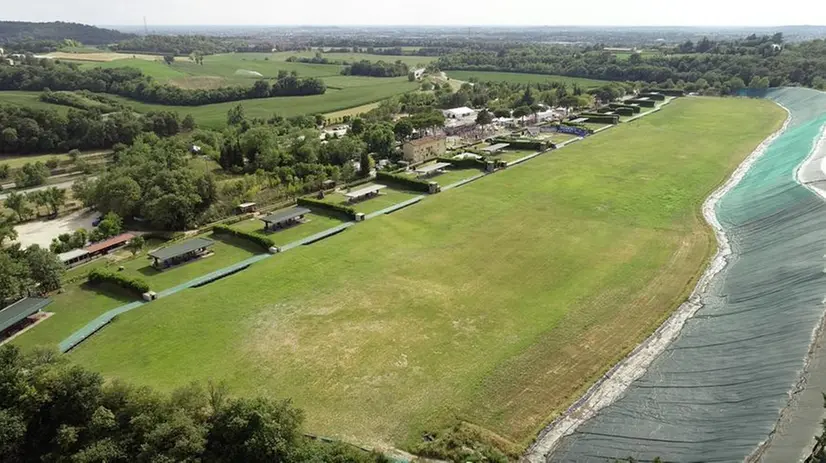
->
[442, 107, 476, 119]
[402, 135, 447, 163]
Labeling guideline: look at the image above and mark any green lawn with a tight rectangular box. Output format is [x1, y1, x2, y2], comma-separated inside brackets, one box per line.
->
[488, 149, 539, 163]
[400, 164, 484, 187]
[321, 184, 421, 214]
[446, 70, 609, 88]
[0, 91, 70, 112]
[19, 97, 785, 452]
[104, 80, 418, 129]
[15, 233, 261, 350]
[231, 213, 343, 246]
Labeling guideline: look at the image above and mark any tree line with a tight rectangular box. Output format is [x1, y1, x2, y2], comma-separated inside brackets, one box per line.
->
[109, 34, 273, 55]
[0, 241, 64, 303]
[342, 60, 410, 78]
[0, 344, 388, 463]
[0, 60, 326, 107]
[0, 104, 188, 154]
[434, 35, 826, 93]
[0, 21, 133, 46]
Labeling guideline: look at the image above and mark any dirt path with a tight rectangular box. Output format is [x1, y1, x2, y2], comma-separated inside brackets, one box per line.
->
[13, 209, 98, 249]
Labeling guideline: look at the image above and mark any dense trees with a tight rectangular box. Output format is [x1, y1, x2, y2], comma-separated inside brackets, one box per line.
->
[0, 21, 132, 45]
[0, 105, 148, 154]
[79, 135, 217, 230]
[0, 345, 388, 463]
[435, 35, 826, 93]
[0, 244, 65, 302]
[110, 35, 273, 55]
[0, 61, 326, 107]
[342, 60, 410, 77]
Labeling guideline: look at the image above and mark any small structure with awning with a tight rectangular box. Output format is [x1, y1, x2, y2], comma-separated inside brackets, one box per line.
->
[260, 207, 311, 231]
[84, 233, 135, 257]
[414, 162, 452, 178]
[0, 297, 51, 336]
[237, 202, 257, 213]
[58, 249, 91, 268]
[344, 184, 387, 203]
[482, 143, 510, 154]
[149, 237, 215, 269]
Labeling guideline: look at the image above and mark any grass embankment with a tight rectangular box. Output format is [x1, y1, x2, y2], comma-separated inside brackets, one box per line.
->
[446, 70, 610, 88]
[18, 97, 785, 452]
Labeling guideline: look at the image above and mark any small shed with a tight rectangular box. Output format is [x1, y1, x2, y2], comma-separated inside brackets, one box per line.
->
[149, 237, 215, 269]
[237, 202, 257, 213]
[84, 233, 135, 257]
[482, 143, 510, 154]
[414, 162, 452, 178]
[58, 249, 91, 268]
[0, 297, 51, 335]
[344, 184, 387, 203]
[260, 207, 311, 231]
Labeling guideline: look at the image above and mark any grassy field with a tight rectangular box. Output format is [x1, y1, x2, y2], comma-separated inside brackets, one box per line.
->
[13, 233, 261, 350]
[16, 97, 784, 451]
[0, 91, 70, 112]
[231, 212, 343, 247]
[322, 183, 421, 214]
[446, 70, 609, 88]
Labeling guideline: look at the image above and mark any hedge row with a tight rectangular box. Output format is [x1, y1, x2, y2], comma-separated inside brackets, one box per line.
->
[579, 113, 619, 124]
[437, 157, 486, 170]
[375, 171, 432, 193]
[212, 224, 275, 251]
[644, 88, 685, 97]
[609, 103, 642, 113]
[297, 197, 358, 220]
[638, 92, 666, 101]
[625, 99, 657, 107]
[490, 138, 548, 151]
[88, 268, 150, 296]
[611, 107, 635, 116]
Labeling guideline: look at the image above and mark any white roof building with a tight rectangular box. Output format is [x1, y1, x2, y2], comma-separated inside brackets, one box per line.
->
[443, 107, 476, 119]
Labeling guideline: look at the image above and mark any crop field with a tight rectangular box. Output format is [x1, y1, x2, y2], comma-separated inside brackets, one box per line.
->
[14, 97, 784, 451]
[446, 70, 610, 88]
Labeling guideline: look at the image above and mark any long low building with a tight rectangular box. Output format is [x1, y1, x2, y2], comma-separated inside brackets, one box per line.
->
[0, 297, 51, 335]
[149, 237, 215, 269]
[260, 207, 311, 231]
[414, 162, 452, 177]
[58, 248, 91, 268]
[85, 233, 136, 257]
[344, 184, 387, 203]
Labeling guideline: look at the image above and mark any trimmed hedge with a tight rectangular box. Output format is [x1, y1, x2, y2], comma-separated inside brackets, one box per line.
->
[490, 138, 548, 151]
[644, 88, 685, 97]
[88, 268, 150, 297]
[609, 103, 641, 113]
[625, 99, 657, 107]
[297, 197, 358, 220]
[437, 157, 486, 169]
[610, 107, 635, 116]
[212, 224, 275, 251]
[375, 171, 432, 193]
[638, 92, 666, 101]
[578, 113, 619, 124]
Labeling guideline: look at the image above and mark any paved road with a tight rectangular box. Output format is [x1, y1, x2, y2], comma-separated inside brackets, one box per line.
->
[0, 176, 93, 200]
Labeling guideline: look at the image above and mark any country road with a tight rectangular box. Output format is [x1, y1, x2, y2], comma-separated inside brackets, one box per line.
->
[0, 176, 93, 200]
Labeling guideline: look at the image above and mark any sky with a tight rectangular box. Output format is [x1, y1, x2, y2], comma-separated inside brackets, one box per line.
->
[4, 0, 826, 27]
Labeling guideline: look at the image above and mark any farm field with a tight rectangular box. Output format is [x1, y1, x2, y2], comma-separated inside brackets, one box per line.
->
[104, 79, 418, 129]
[0, 90, 70, 112]
[15, 97, 784, 452]
[446, 70, 610, 88]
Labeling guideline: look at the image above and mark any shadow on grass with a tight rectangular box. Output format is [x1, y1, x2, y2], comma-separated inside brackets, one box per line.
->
[208, 233, 269, 254]
[137, 265, 162, 278]
[80, 281, 139, 303]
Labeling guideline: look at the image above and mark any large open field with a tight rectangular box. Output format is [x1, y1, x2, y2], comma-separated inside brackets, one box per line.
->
[16, 97, 784, 451]
[446, 70, 610, 88]
[0, 90, 70, 112]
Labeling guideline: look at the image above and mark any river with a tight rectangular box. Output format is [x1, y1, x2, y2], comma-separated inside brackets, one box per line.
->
[550, 88, 826, 462]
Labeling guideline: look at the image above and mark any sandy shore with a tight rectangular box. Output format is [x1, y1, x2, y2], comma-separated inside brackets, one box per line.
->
[523, 106, 793, 462]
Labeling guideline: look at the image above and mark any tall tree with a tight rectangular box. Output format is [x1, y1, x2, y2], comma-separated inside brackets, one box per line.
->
[475, 109, 493, 125]
[24, 245, 64, 292]
[42, 187, 66, 216]
[4, 192, 31, 222]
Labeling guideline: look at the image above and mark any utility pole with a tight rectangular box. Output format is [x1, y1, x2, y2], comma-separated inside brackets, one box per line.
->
[143, 16, 148, 35]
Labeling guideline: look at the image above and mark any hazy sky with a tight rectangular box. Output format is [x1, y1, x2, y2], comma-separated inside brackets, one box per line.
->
[5, 0, 826, 26]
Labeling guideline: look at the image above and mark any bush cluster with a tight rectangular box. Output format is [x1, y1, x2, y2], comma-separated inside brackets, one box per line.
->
[88, 268, 150, 296]
[297, 197, 357, 220]
[375, 171, 432, 192]
[211, 224, 275, 251]
[625, 98, 657, 107]
[608, 103, 642, 113]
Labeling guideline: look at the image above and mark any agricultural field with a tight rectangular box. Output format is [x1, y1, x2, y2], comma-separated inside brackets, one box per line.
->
[446, 70, 610, 88]
[7, 97, 780, 451]
[0, 90, 70, 112]
[103, 79, 418, 129]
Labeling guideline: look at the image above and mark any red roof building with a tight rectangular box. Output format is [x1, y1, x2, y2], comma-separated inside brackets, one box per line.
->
[84, 233, 135, 255]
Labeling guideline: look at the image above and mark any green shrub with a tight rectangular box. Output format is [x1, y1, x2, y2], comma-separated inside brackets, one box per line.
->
[609, 103, 642, 113]
[212, 224, 275, 251]
[489, 137, 548, 151]
[644, 88, 685, 96]
[578, 113, 619, 124]
[297, 197, 357, 220]
[437, 157, 486, 170]
[638, 92, 666, 101]
[612, 107, 635, 116]
[375, 171, 432, 193]
[625, 98, 657, 107]
[88, 268, 150, 296]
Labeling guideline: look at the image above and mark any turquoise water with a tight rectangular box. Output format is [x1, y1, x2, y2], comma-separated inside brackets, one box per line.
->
[553, 88, 826, 462]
